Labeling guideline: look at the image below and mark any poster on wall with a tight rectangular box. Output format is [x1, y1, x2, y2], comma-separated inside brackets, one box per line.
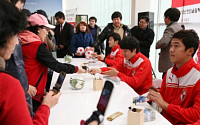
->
[65, 8, 78, 28]
[172, 0, 200, 23]
[24, 0, 62, 25]
[75, 15, 88, 28]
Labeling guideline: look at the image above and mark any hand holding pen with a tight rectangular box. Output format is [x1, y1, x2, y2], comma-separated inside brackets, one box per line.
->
[147, 86, 169, 111]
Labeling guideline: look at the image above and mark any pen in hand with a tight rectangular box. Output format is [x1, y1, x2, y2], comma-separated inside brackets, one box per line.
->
[149, 86, 159, 92]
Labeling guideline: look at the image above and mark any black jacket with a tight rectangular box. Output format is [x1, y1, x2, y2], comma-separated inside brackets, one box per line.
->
[88, 24, 101, 39]
[88, 25, 104, 52]
[37, 43, 76, 73]
[93, 23, 131, 57]
[54, 22, 74, 57]
[131, 26, 154, 58]
[5, 40, 34, 116]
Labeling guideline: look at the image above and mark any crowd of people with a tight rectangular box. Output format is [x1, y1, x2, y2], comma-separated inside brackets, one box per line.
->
[0, 0, 200, 125]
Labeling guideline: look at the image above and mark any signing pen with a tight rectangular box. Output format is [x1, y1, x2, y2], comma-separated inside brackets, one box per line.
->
[149, 87, 159, 92]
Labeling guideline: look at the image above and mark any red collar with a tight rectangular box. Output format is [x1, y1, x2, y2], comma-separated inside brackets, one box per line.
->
[129, 52, 142, 63]
[111, 45, 120, 52]
[172, 59, 196, 78]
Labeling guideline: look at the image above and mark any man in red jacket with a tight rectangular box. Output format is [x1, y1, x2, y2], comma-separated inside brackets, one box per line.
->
[93, 33, 124, 66]
[147, 30, 200, 124]
[89, 36, 152, 95]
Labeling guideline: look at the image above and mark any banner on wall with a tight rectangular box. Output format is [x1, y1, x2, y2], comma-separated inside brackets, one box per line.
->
[65, 8, 78, 28]
[172, 0, 200, 23]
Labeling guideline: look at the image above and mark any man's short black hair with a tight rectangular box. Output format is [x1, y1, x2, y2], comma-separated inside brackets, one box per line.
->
[10, 0, 26, 4]
[55, 11, 65, 20]
[119, 36, 140, 53]
[109, 33, 121, 43]
[89, 16, 97, 23]
[164, 8, 180, 21]
[0, 0, 26, 48]
[111, 11, 122, 20]
[21, 8, 31, 17]
[34, 9, 48, 18]
[140, 16, 149, 23]
[172, 30, 199, 57]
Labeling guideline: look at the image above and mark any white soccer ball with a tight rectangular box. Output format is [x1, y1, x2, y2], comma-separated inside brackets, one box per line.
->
[85, 50, 93, 59]
[85, 46, 91, 52]
[76, 47, 85, 56]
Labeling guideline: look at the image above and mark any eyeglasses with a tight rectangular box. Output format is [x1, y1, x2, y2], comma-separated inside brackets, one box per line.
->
[39, 25, 50, 31]
[139, 21, 147, 24]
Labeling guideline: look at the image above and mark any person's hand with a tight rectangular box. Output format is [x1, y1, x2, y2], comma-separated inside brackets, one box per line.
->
[75, 53, 83, 56]
[88, 121, 98, 125]
[88, 68, 101, 75]
[49, 29, 54, 36]
[147, 88, 169, 110]
[91, 52, 98, 58]
[97, 54, 104, 61]
[27, 85, 37, 97]
[77, 66, 86, 73]
[150, 84, 160, 92]
[42, 91, 61, 109]
[89, 47, 95, 51]
[103, 67, 119, 76]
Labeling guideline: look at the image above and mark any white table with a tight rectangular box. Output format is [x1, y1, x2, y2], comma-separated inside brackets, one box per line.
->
[49, 58, 171, 125]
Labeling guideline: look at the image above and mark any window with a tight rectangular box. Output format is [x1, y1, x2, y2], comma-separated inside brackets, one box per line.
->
[91, 0, 131, 27]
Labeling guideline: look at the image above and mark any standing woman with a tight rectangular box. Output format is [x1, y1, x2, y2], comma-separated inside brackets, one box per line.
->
[19, 13, 85, 112]
[71, 21, 94, 58]
[0, 1, 61, 125]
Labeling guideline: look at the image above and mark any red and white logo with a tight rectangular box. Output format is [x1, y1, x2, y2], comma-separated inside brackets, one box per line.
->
[132, 70, 136, 76]
[180, 89, 187, 101]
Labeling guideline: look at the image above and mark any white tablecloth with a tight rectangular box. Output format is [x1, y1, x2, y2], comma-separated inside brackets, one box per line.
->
[49, 58, 171, 125]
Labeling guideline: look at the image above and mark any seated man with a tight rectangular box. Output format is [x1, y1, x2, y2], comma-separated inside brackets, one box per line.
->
[93, 33, 124, 66]
[147, 30, 200, 124]
[89, 36, 152, 95]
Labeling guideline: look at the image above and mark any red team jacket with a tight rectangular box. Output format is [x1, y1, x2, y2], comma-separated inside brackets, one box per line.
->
[160, 59, 200, 124]
[22, 41, 48, 102]
[0, 73, 49, 125]
[104, 45, 124, 66]
[101, 52, 152, 95]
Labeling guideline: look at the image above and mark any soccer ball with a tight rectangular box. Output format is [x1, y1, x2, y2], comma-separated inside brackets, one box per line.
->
[85, 46, 91, 52]
[85, 50, 93, 59]
[76, 47, 85, 56]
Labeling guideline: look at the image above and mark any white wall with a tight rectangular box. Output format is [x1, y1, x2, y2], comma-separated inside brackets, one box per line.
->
[62, 0, 93, 19]
[133, 0, 151, 26]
